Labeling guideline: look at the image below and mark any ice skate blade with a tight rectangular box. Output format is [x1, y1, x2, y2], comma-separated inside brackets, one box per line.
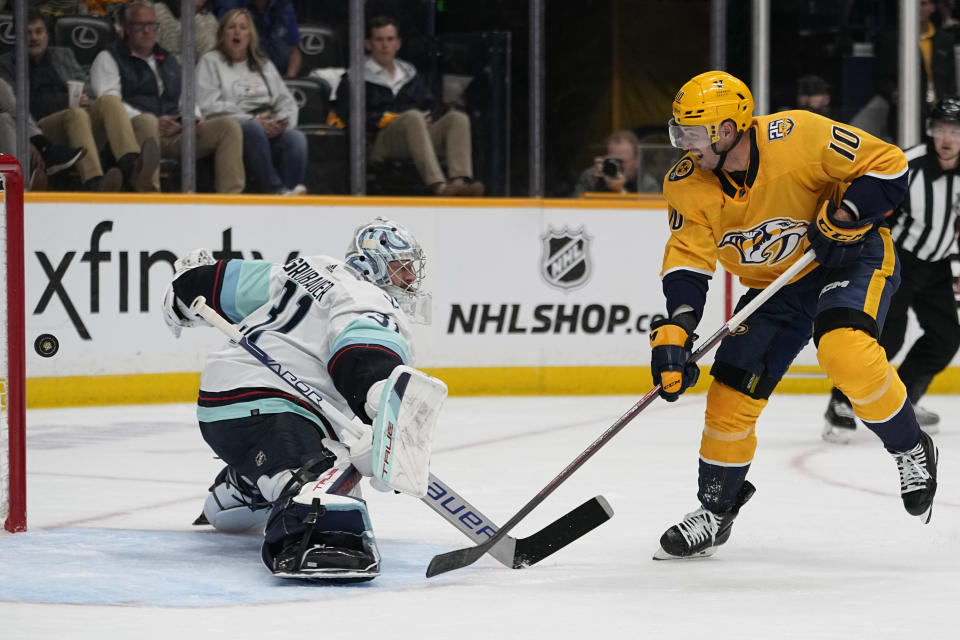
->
[821, 422, 855, 444]
[652, 546, 718, 561]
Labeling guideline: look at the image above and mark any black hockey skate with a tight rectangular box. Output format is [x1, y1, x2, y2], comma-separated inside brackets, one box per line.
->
[892, 431, 938, 524]
[822, 389, 857, 444]
[653, 481, 756, 560]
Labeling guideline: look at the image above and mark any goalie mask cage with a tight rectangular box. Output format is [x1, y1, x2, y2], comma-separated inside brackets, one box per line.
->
[1, 154, 26, 533]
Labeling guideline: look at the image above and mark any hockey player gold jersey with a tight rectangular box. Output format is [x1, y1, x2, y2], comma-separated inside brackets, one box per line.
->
[662, 109, 907, 290]
[650, 71, 935, 562]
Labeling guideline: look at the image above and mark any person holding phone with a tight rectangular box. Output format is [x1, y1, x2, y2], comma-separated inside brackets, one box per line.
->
[196, 7, 307, 195]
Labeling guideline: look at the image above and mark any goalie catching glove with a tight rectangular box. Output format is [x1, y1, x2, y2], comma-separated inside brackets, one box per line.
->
[325, 365, 448, 498]
[650, 316, 700, 402]
[161, 248, 217, 337]
[806, 201, 874, 268]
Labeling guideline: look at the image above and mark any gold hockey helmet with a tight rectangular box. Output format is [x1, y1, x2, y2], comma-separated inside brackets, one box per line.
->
[671, 71, 754, 145]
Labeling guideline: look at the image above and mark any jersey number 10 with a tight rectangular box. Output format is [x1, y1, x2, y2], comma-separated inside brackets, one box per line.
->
[828, 126, 861, 162]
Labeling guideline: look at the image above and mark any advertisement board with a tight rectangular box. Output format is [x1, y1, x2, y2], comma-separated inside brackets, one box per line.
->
[22, 194, 939, 405]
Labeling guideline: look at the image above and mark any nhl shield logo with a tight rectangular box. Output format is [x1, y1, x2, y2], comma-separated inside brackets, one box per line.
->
[540, 226, 592, 290]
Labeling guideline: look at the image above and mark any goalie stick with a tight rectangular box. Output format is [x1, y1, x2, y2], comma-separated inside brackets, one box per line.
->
[189, 296, 612, 569]
[426, 250, 818, 578]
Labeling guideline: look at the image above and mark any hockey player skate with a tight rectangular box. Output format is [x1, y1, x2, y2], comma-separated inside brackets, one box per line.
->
[653, 481, 756, 560]
[891, 431, 938, 524]
[194, 466, 271, 532]
[822, 388, 857, 444]
[260, 453, 380, 581]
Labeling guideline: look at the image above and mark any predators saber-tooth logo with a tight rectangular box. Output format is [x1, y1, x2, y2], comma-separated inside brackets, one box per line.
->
[540, 226, 592, 290]
[718, 218, 808, 265]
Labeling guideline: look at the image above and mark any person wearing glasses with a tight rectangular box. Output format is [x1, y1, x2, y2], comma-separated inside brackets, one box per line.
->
[823, 96, 960, 442]
[89, 1, 244, 193]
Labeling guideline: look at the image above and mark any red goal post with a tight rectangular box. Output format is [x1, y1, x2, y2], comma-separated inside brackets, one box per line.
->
[1, 153, 26, 533]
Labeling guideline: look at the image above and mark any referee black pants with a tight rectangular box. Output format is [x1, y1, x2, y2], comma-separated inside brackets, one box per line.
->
[881, 249, 960, 401]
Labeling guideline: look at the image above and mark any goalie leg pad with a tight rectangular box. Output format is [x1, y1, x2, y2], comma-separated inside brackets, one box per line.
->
[202, 466, 271, 533]
[259, 456, 379, 580]
[371, 365, 448, 498]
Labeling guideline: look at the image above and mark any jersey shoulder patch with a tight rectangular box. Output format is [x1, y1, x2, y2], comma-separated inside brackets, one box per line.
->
[765, 116, 796, 141]
[668, 156, 696, 182]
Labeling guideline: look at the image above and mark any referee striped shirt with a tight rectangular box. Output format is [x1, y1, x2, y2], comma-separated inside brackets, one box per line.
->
[889, 143, 960, 262]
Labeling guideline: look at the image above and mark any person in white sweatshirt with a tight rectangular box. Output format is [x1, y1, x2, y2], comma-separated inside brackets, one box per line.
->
[196, 7, 307, 195]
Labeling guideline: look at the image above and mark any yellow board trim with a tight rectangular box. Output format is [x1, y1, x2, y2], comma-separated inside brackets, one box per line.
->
[24, 191, 667, 210]
[27, 372, 203, 408]
[25, 365, 960, 408]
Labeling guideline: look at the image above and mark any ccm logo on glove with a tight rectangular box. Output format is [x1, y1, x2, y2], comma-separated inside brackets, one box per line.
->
[649, 318, 700, 402]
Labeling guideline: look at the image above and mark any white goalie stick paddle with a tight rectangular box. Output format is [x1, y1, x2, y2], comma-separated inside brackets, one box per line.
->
[426, 250, 818, 578]
[189, 296, 613, 569]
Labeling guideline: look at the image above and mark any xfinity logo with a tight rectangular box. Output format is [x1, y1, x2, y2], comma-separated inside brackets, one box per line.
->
[35, 221, 299, 339]
[540, 226, 592, 291]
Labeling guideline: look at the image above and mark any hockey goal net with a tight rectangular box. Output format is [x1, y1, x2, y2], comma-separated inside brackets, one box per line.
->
[1, 154, 26, 533]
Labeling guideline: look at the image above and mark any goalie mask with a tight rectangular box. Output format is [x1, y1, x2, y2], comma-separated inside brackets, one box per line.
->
[345, 217, 432, 323]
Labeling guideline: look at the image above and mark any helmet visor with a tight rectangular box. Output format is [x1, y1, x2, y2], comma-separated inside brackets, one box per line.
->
[668, 118, 711, 149]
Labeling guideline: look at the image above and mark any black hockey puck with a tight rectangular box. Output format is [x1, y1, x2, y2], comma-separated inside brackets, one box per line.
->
[34, 333, 59, 358]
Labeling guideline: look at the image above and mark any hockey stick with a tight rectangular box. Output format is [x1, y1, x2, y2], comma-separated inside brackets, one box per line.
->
[426, 250, 818, 578]
[189, 296, 613, 569]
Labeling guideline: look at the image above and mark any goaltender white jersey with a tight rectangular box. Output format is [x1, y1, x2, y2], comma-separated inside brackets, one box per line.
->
[196, 255, 414, 439]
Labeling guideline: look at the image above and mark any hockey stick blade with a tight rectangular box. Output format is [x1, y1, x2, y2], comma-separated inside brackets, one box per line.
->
[426, 495, 613, 577]
[510, 495, 613, 568]
[423, 476, 611, 569]
[426, 251, 817, 579]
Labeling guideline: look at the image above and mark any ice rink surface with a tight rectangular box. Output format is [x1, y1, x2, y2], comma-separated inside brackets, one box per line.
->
[2, 393, 958, 639]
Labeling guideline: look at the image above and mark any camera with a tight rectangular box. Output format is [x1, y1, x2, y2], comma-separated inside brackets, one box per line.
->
[601, 156, 625, 178]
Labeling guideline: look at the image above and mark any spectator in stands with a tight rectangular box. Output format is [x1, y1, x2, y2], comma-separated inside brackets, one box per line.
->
[82, 0, 133, 17]
[795, 74, 835, 118]
[28, 1, 82, 18]
[936, 0, 960, 39]
[154, 0, 219, 61]
[335, 15, 483, 197]
[0, 11, 127, 191]
[0, 76, 74, 190]
[879, 0, 956, 118]
[90, 2, 244, 193]
[197, 7, 306, 195]
[215, 0, 301, 77]
[574, 130, 659, 196]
